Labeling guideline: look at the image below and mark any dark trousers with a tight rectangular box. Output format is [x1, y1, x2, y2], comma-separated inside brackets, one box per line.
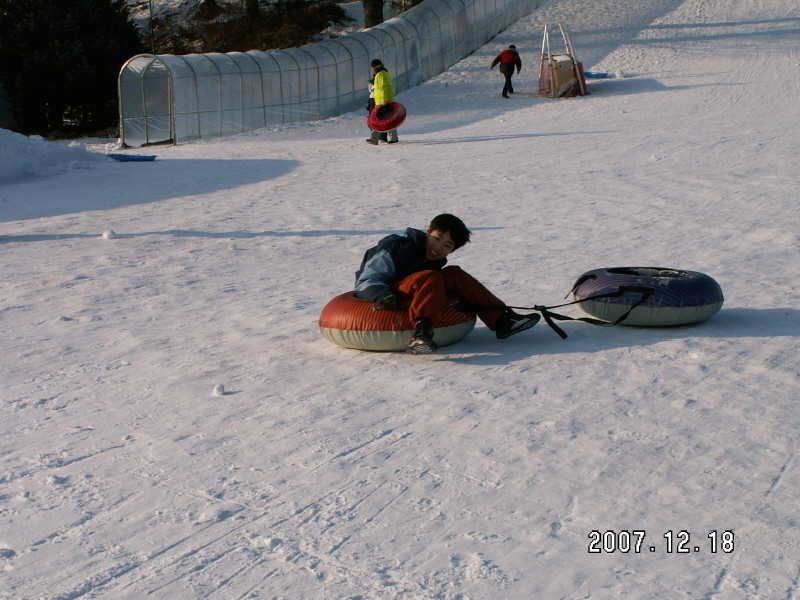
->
[502, 70, 515, 96]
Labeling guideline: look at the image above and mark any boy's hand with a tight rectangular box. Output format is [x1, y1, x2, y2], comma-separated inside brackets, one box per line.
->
[376, 295, 402, 311]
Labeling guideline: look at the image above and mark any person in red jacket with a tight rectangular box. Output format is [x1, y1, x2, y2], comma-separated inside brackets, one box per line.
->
[490, 44, 522, 98]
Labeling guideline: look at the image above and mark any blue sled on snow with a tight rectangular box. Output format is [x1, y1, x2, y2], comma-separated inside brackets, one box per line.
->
[107, 154, 157, 162]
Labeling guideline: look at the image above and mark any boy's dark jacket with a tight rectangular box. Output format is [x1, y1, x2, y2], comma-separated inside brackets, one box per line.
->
[354, 228, 447, 303]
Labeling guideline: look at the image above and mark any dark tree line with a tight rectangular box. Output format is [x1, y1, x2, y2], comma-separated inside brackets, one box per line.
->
[0, 0, 403, 137]
[0, 0, 143, 136]
[151, 0, 353, 55]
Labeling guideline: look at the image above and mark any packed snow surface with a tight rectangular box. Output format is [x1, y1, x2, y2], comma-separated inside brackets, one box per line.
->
[2, 0, 800, 598]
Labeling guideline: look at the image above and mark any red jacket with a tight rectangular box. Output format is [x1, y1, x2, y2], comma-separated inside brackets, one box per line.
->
[491, 49, 521, 73]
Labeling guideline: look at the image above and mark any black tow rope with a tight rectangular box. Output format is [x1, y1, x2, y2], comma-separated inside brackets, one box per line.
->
[454, 285, 654, 339]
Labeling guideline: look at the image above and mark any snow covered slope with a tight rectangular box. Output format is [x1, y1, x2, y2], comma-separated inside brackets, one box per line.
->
[1, 0, 799, 598]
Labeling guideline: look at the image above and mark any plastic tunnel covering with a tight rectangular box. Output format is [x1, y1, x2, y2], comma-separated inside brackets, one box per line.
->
[119, 0, 545, 147]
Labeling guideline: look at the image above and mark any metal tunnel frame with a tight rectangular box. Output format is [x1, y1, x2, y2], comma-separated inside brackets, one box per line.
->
[119, 0, 544, 147]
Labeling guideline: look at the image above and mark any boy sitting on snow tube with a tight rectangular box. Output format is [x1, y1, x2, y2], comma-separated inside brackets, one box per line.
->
[354, 213, 540, 354]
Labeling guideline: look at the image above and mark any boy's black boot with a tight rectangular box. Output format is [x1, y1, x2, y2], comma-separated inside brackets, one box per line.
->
[407, 317, 437, 355]
[495, 308, 540, 339]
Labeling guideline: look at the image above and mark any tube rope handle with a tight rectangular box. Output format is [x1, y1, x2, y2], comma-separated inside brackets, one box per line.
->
[452, 285, 655, 339]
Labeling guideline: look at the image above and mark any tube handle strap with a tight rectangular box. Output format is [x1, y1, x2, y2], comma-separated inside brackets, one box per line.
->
[453, 285, 655, 339]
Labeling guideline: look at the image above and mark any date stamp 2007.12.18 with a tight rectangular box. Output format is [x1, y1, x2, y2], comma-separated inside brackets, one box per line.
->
[588, 530, 734, 554]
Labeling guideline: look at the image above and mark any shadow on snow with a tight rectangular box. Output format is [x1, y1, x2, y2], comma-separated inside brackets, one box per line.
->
[436, 307, 800, 365]
[0, 158, 301, 222]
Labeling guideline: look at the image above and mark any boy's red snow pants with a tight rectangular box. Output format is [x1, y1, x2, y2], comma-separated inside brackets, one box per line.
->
[392, 266, 505, 330]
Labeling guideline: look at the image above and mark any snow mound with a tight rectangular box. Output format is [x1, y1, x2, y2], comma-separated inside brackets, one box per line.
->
[0, 128, 106, 181]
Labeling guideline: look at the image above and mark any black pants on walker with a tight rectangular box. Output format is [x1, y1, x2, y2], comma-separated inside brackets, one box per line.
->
[502, 70, 515, 96]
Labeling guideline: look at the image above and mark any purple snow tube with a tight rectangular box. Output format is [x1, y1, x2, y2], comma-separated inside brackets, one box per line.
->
[572, 267, 724, 326]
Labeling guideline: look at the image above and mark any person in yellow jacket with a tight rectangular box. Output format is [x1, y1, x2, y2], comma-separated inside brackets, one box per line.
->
[367, 59, 399, 145]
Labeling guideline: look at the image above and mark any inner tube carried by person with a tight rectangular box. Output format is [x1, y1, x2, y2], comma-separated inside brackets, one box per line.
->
[571, 267, 724, 327]
[368, 102, 407, 132]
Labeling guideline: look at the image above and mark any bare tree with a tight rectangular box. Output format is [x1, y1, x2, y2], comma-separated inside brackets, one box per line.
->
[244, 0, 259, 19]
[198, 0, 222, 19]
[363, 0, 383, 28]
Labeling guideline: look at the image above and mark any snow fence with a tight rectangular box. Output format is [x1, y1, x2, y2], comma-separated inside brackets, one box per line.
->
[118, 0, 544, 147]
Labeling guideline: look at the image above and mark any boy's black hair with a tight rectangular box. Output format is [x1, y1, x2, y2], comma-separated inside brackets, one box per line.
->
[429, 214, 471, 249]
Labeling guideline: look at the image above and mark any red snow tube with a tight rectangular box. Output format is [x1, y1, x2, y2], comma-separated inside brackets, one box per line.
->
[319, 291, 476, 351]
[368, 102, 407, 132]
